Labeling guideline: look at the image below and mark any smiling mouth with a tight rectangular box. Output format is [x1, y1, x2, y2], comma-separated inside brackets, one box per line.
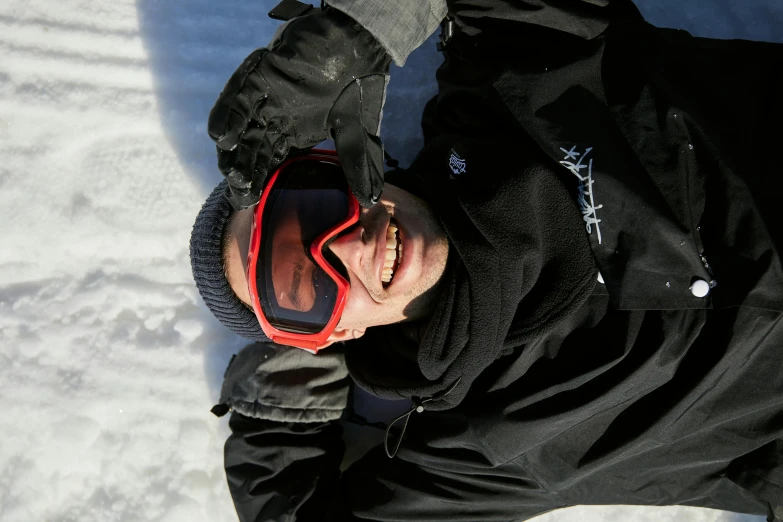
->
[381, 218, 402, 287]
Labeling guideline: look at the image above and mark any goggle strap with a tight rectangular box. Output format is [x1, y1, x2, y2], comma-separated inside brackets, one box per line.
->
[271, 335, 318, 353]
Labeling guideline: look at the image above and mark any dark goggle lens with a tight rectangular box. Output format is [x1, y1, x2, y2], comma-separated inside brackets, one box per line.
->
[256, 160, 349, 334]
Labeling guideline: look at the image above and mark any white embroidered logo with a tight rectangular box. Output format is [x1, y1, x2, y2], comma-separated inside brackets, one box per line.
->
[560, 145, 603, 244]
[449, 149, 466, 176]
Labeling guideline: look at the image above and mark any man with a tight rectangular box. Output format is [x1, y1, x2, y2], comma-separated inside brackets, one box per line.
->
[189, 0, 783, 520]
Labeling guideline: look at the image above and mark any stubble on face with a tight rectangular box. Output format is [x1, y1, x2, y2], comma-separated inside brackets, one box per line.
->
[333, 184, 449, 329]
[376, 204, 447, 319]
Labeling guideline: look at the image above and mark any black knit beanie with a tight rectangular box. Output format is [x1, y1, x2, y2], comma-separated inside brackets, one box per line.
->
[189, 180, 271, 342]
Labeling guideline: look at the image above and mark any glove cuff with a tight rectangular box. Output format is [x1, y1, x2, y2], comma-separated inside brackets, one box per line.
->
[325, 0, 446, 66]
[215, 342, 350, 423]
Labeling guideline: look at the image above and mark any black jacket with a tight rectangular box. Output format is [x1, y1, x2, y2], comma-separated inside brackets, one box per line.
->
[221, 2, 783, 520]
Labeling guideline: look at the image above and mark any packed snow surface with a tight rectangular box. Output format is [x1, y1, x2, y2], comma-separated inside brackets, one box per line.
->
[0, 0, 779, 520]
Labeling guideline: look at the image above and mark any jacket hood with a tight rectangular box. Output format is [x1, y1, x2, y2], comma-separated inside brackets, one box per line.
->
[345, 133, 597, 410]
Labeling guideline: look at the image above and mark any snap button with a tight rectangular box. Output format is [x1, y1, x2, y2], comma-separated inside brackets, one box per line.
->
[690, 279, 710, 298]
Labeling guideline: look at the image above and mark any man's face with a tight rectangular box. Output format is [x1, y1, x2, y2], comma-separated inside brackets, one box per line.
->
[223, 183, 449, 345]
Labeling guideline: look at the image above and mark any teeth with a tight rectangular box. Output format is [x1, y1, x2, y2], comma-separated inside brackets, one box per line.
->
[382, 220, 400, 284]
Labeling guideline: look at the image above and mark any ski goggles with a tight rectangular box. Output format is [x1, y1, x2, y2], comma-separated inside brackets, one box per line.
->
[247, 149, 359, 352]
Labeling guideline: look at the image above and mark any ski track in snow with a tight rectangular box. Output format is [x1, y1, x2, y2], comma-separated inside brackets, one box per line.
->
[0, 0, 779, 521]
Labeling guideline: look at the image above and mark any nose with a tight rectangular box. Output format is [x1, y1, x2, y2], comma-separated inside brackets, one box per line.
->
[327, 225, 365, 276]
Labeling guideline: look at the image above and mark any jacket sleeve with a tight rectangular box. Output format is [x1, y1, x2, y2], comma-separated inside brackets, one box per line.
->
[447, 0, 642, 40]
[226, 411, 561, 521]
[225, 414, 346, 521]
[322, 0, 635, 68]
[215, 342, 351, 521]
[325, 0, 447, 66]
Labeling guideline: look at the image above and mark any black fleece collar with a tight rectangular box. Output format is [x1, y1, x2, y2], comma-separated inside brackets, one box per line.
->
[346, 132, 597, 411]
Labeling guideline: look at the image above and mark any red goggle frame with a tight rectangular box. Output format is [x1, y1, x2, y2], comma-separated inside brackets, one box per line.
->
[246, 149, 360, 353]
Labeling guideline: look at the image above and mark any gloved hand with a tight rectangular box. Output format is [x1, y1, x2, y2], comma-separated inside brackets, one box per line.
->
[208, 6, 392, 210]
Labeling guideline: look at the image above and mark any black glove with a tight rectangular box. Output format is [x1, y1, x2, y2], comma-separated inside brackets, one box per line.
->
[208, 7, 392, 209]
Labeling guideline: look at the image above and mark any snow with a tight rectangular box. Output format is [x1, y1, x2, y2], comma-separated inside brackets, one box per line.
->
[0, 0, 779, 521]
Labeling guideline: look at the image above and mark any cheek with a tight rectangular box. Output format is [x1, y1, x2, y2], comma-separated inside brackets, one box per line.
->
[340, 283, 375, 327]
[340, 282, 409, 329]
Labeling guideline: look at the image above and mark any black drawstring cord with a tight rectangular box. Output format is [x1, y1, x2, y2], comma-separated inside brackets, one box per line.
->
[384, 403, 419, 459]
[383, 377, 462, 458]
